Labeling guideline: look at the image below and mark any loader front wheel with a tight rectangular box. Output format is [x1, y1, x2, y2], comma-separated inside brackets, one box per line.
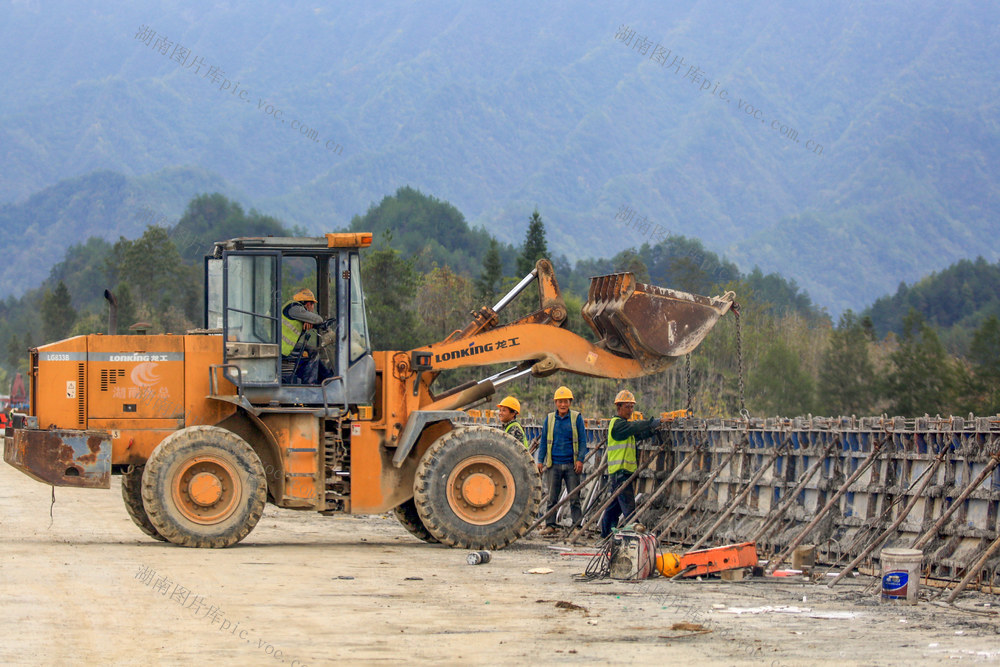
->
[121, 465, 167, 542]
[392, 498, 439, 544]
[414, 426, 541, 550]
[141, 426, 267, 548]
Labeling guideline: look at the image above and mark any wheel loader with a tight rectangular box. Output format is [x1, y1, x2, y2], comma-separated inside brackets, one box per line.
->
[4, 233, 733, 549]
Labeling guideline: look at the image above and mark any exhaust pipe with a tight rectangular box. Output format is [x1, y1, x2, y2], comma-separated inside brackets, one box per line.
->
[103, 289, 118, 335]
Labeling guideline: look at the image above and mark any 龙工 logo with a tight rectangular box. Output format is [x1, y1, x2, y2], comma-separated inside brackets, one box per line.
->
[131, 362, 161, 387]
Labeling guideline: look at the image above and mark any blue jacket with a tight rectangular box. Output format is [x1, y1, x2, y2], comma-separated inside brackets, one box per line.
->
[536, 410, 588, 465]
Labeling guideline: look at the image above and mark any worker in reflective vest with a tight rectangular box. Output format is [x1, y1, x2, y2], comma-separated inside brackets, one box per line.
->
[281, 288, 325, 383]
[497, 396, 529, 448]
[281, 288, 323, 354]
[537, 386, 588, 536]
[600, 390, 662, 539]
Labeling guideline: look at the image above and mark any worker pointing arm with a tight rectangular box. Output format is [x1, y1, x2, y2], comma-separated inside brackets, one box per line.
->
[600, 390, 661, 538]
[608, 409, 661, 443]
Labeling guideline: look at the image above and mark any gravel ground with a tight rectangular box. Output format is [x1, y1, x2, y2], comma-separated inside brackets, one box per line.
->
[1, 462, 997, 666]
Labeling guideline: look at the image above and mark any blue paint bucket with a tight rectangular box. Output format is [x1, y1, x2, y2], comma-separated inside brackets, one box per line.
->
[880, 548, 922, 604]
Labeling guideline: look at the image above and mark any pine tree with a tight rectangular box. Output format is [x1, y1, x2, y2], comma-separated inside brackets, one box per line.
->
[614, 250, 651, 284]
[748, 339, 815, 416]
[41, 281, 77, 343]
[475, 238, 504, 302]
[360, 238, 425, 350]
[517, 209, 549, 276]
[884, 309, 957, 415]
[817, 311, 878, 415]
[114, 284, 138, 334]
[6, 333, 22, 372]
[967, 315, 1000, 414]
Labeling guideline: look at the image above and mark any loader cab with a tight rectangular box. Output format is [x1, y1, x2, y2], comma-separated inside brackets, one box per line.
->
[204, 234, 376, 410]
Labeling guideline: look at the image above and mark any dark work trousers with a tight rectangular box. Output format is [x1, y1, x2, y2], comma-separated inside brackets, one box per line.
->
[545, 463, 582, 528]
[600, 470, 637, 538]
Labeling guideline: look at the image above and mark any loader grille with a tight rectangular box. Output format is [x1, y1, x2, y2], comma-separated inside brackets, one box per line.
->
[100, 368, 125, 391]
[77, 363, 86, 427]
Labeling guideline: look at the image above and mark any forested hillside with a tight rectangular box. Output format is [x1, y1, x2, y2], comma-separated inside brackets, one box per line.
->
[0, 168, 236, 295]
[4, 189, 996, 420]
[2, 1, 999, 315]
[866, 258, 1000, 344]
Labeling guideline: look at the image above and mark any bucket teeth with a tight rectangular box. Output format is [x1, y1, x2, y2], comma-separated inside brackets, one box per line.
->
[582, 273, 734, 366]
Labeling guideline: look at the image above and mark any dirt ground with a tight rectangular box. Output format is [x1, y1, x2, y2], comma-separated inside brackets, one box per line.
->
[1, 463, 998, 666]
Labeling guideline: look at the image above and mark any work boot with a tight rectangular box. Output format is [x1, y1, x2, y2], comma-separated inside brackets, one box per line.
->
[539, 525, 559, 537]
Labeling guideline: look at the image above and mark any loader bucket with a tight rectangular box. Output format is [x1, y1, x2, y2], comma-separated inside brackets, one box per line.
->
[581, 273, 734, 363]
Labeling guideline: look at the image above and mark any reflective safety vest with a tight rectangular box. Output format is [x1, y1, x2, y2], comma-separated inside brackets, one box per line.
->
[504, 421, 529, 448]
[606, 416, 637, 474]
[543, 410, 580, 468]
[280, 300, 303, 355]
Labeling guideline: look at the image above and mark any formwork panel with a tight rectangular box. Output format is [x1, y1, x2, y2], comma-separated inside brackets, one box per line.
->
[559, 415, 1000, 587]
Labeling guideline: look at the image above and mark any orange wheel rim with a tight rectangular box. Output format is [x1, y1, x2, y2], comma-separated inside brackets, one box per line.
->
[171, 456, 240, 524]
[445, 455, 515, 525]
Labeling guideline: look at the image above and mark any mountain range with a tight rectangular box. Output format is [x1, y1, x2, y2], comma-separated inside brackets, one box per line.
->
[2, 0, 998, 314]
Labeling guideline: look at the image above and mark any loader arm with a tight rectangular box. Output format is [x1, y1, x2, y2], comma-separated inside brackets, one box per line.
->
[415, 323, 671, 379]
[405, 264, 734, 411]
[444, 258, 568, 342]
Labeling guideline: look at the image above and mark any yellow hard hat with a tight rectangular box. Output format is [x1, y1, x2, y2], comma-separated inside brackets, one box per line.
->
[614, 389, 636, 404]
[497, 396, 521, 413]
[553, 386, 574, 401]
[294, 288, 317, 303]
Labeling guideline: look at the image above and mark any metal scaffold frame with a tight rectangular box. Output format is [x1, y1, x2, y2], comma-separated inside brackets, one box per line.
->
[505, 414, 1000, 590]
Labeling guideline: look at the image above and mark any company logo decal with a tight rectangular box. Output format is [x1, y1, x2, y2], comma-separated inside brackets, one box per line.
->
[131, 362, 161, 387]
[434, 337, 520, 363]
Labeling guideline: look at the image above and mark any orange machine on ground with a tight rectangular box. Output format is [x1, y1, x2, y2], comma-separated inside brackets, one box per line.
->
[4, 233, 733, 549]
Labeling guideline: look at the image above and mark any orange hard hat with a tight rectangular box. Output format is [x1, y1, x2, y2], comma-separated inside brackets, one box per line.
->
[294, 288, 317, 303]
[553, 386, 574, 401]
[614, 389, 636, 404]
[656, 552, 683, 577]
[497, 396, 521, 413]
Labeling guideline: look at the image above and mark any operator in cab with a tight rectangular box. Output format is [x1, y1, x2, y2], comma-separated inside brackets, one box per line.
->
[281, 288, 328, 384]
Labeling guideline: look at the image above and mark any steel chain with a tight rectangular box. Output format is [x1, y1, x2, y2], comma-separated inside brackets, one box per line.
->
[685, 353, 693, 414]
[734, 303, 746, 415]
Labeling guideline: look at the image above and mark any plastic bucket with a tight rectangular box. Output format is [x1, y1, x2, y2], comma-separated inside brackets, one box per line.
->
[880, 548, 922, 604]
[792, 544, 816, 571]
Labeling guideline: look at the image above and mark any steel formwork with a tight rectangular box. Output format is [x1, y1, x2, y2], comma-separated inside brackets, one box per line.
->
[518, 415, 1000, 587]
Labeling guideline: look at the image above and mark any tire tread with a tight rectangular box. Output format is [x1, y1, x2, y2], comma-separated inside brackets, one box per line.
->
[392, 498, 440, 543]
[413, 425, 541, 550]
[121, 465, 167, 542]
[141, 425, 266, 548]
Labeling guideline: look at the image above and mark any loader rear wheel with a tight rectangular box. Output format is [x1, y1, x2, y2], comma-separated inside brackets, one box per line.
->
[413, 426, 541, 550]
[121, 465, 167, 542]
[392, 498, 439, 544]
[141, 426, 267, 548]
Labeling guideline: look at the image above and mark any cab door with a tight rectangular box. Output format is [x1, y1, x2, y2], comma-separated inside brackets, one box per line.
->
[344, 251, 375, 404]
[220, 252, 281, 386]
